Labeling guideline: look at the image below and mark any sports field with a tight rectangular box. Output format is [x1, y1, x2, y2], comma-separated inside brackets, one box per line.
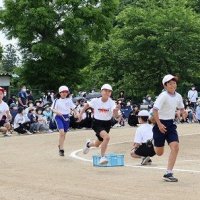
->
[0, 124, 199, 200]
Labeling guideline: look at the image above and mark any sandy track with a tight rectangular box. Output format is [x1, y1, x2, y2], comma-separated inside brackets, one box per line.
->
[0, 124, 199, 200]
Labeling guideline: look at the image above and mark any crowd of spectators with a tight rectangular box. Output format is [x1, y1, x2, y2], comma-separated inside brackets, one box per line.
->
[0, 85, 199, 137]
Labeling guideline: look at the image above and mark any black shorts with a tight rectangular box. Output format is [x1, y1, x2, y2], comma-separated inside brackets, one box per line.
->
[134, 143, 156, 157]
[153, 119, 179, 147]
[92, 119, 112, 141]
[0, 119, 6, 127]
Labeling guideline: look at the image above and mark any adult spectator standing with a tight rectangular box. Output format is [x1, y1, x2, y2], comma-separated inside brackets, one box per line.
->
[188, 86, 198, 110]
[18, 86, 28, 108]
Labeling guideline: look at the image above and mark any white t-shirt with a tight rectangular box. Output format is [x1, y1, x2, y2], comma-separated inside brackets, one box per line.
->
[14, 114, 26, 129]
[188, 90, 198, 103]
[154, 91, 184, 120]
[0, 101, 9, 120]
[134, 123, 153, 144]
[88, 97, 116, 120]
[51, 98, 76, 115]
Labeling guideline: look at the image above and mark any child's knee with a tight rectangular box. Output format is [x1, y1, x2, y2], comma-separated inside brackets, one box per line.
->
[155, 148, 164, 156]
[104, 135, 110, 142]
[130, 151, 137, 158]
[170, 143, 179, 152]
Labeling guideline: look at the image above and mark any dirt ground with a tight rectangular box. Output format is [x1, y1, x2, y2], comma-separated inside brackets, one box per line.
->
[0, 123, 199, 200]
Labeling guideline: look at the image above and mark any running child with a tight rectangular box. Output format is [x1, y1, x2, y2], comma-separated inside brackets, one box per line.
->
[153, 74, 185, 182]
[51, 86, 77, 156]
[130, 110, 155, 165]
[78, 84, 120, 165]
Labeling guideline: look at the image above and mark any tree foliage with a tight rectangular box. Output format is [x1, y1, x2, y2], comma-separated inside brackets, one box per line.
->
[83, 0, 200, 100]
[0, 0, 119, 90]
[1, 44, 19, 73]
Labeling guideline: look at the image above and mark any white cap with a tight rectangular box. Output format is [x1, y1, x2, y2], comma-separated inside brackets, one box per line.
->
[162, 74, 176, 85]
[138, 110, 150, 117]
[101, 84, 112, 91]
[59, 85, 69, 93]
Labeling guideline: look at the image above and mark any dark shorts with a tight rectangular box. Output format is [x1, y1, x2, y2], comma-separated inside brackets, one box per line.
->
[134, 143, 156, 157]
[153, 119, 179, 147]
[92, 119, 112, 141]
[55, 114, 70, 133]
[0, 120, 6, 127]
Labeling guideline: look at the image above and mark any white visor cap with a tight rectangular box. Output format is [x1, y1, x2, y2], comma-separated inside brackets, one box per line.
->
[162, 74, 176, 85]
[101, 84, 112, 91]
[59, 85, 69, 93]
[138, 110, 150, 117]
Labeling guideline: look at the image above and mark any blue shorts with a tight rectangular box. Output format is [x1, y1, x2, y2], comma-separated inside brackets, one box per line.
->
[153, 120, 179, 147]
[55, 115, 70, 133]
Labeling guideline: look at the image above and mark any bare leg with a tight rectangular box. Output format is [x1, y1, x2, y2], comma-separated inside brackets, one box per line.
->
[59, 129, 66, 150]
[99, 131, 110, 157]
[167, 142, 179, 171]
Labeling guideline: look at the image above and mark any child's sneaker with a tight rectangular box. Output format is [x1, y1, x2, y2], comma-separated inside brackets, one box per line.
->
[99, 156, 108, 165]
[141, 156, 151, 165]
[58, 145, 64, 156]
[4, 131, 12, 137]
[83, 140, 91, 154]
[26, 131, 33, 135]
[59, 149, 64, 156]
[163, 173, 178, 182]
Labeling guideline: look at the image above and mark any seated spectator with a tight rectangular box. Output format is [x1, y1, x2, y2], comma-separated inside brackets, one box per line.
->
[130, 110, 155, 165]
[128, 105, 139, 127]
[196, 101, 200, 123]
[28, 108, 39, 133]
[35, 99, 43, 108]
[7, 95, 17, 107]
[36, 108, 52, 133]
[14, 107, 32, 134]
[43, 105, 53, 122]
[10, 103, 18, 125]
[0, 87, 12, 136]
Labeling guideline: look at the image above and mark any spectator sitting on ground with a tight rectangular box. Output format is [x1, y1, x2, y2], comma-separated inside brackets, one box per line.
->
[28, 108, 39, 133]
[14, 107, 32, 135]
[8, 95, 17, 107]
[43, 104, 53, 122]
[196, 100, 200, 123]
[36, 108, 52, 133]
[0, 87, 12, 136]
[10, 103, 18, 125]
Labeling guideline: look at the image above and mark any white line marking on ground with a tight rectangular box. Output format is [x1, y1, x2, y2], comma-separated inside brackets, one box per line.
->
[69, 132, 200, 174]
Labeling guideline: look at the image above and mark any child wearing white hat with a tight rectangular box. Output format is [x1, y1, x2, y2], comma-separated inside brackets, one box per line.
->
[78, 84, 120, 165]
[153, 74, 185, 182]
[130, 110, 155, 165]
[51, 85, 77, 156]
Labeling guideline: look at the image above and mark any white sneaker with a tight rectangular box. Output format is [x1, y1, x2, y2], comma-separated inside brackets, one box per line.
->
[26, 131, 33, 135]
[83, 140, 91, 154]
[99, 156, 108, 165]
[141, 156, 151, 165]
[4, 132, 12, 137]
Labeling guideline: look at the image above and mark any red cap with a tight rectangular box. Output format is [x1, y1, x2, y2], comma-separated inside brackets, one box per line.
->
[0, 87, 4, 93]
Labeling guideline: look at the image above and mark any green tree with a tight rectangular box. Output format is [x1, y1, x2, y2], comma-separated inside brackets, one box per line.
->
[2, 44, 19, 73]
[85, 0, 200, 100]
[0, 0, 119, 91]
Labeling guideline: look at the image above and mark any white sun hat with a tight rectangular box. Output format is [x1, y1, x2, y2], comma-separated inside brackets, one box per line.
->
[101, 84, 112, 91]
[138, 110, 150, 117]
[59, 85, 69, 93]
[162, 74, 177, 85]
